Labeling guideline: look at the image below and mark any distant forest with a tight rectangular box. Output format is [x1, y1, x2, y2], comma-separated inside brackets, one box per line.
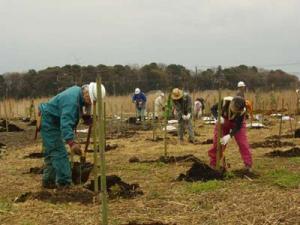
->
[0, 63, 298, 99]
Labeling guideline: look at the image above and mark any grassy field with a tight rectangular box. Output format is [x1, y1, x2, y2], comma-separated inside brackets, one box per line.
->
[0, 90, 299, 119]
[0, 115, 299, 225]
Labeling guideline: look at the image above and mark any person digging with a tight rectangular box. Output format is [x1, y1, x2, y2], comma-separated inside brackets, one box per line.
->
[38, 82, 105, 189]
[171, 88, 195, 144]
[132, 88, 147, 122]
[208, 96, 253, 172]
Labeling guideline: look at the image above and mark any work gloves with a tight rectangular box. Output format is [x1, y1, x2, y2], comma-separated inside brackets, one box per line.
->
[217, 116, 225, 124]
[182, 113, 191, 121]
[220, 134, 231, 145]
[68, 141, 84, 156]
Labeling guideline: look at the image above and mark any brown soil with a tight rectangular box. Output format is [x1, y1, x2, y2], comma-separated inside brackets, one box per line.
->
[265, 147, 300, 157]
[250, 139, 295, 148]
[23, 152, 44, 159]
[87, 175, 143, 199]
[29, 166, 44, 174]
[86, 144, 119, 153]
[129, 154, 201, 164]
[0, 119, 24, 132]
[265, 134, 294, 139]
[15, 188, 95, 204]
[177, 161, 224, 182]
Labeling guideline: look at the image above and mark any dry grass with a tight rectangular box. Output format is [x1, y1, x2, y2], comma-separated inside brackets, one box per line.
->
[0, 117, 300, 225]
[0, 90, 298, 119]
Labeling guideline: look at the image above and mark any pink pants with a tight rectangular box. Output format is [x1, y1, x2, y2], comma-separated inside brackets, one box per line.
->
[208, 119, 252, 168]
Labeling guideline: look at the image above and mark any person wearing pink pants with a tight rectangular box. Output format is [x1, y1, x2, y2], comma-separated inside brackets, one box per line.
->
[208, 96, 252, 171]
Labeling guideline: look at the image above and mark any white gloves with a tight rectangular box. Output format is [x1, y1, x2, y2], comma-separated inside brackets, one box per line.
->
[218, 116, 225, 124]
[182, 113, 191, 120]
[220, 134, 231, 145]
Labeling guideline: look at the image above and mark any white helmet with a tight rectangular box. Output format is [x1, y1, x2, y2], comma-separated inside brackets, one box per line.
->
[237, 81, 246, 88]
[88, 82, 106, 102]
[135, 88, 141, 95]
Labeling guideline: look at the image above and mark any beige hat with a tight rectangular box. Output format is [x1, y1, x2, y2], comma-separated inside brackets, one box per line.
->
[171, 88, 183, 100]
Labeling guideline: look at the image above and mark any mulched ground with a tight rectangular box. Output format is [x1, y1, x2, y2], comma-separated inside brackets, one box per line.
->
[250, 139, 295, 148]
[265, 147, 300, 157]
[177, 161, 224, 182]
[129, 154, 201, 164]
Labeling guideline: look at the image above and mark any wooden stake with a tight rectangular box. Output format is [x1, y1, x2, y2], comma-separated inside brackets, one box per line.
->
[152, 102, 156, 141]
[216, 88, 222, 171]
[92, 102, 99, 192]
[96, 76, 108, 225]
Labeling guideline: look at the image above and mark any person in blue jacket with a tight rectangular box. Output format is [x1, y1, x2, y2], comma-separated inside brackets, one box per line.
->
[38, 82, 105, 189]
[132, 88, 147, 121]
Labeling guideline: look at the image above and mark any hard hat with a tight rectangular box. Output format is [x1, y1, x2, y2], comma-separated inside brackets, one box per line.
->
[88, 82, 106, 102]
[237, 81, 246, 88]
[135, 88, 141, 94]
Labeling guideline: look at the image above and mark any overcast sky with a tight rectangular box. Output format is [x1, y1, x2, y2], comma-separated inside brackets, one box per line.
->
[1, 0, 300, 74]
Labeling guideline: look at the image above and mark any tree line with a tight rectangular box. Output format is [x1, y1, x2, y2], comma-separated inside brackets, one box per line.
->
[0, 63, 298, 99]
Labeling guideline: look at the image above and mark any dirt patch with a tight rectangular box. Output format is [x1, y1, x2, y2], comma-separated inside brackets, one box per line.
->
[15, 188, 95, 204]
[86, 144, 119, 153]
[250, 140, 295, 148]
[129, 154, 201, 164]
[24, 152, 44, 159]
[265, 147, 300, 157]
[124, 221, 176, 225]
[177, 161, 224, 182]
[86, 175, 143, 198]
[0, 119, 24, 132]
[24, 166, 44, 174]
[294, 128, 300, 138]
[107, 130, 136, 139]
[232, 169, 260, 179]
[265, 134, 294, 140]
[72, 162, 93, 185]
[201, 139, 213, 145]
[0, 126, 37, 149]
[145, 137, 164, 142]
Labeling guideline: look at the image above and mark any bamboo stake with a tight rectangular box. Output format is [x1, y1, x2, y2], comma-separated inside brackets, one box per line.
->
[216, 88, 222, 171]
[4, 100, 9, 132]
[96, 76, 108, 225]
[120, 104, 123, 134]
[92, 102, 99, 192]
[278, 115, 283, 146]
[152, 102, 156, 141]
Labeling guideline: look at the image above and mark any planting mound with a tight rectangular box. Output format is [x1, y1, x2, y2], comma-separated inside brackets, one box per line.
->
[107, 130, 136, 139]
[86, 175, 143, 198]
[265, 147, 300, 157]
[265, 134, 294, 140]
[86, 144, 119, 153]
[294, 128, 300, 138]
[201, 139, 213, 145]
[24, 152, 44, 159]
[124, 222, 176, 225]
[0, 119, 24, 132]
[145, 137, 164, 142]
[26, 166, 44, 174]
[15, 188, 95, 204]
[177, 161, 224, 182]
[250, 140, 295, 148]
[129, 154, 201, 164]
[72, 162, 93, 185]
